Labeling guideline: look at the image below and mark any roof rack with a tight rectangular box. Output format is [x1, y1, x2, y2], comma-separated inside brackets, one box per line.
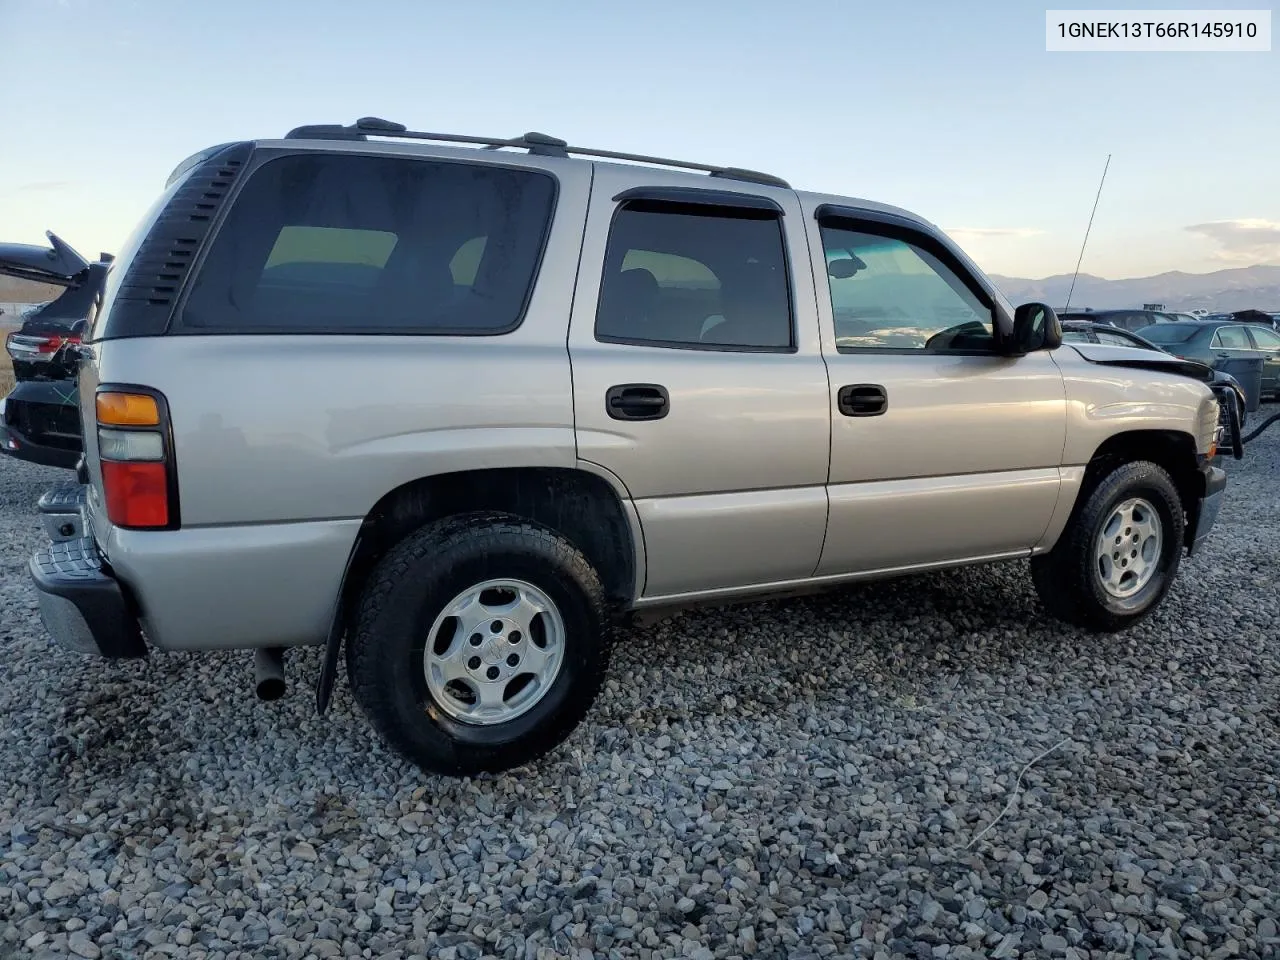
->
[282, 117, 791, 189]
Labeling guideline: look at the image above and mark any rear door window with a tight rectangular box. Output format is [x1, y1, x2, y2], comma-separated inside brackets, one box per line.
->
[179, 153, 556, 334]
[595, 204, 793, 351]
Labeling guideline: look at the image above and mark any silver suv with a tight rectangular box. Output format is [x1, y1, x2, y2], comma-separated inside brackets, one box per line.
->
[28, 118, 1228, 776]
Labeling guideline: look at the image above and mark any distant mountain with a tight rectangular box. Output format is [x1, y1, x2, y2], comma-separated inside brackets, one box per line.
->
[989, 264, 1280, 312]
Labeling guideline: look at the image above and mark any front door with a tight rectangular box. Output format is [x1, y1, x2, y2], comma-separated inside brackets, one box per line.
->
[801, 204, 1068, 576]
[1245, 325, 1280, 394]
[568, 168, 831, 600]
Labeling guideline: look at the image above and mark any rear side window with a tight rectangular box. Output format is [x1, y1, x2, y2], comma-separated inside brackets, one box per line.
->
[180, 153, 556, 334]
[595, 203, 793, 351]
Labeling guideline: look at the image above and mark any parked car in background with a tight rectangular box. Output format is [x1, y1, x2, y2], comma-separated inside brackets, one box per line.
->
[0, 233, 109, 469]
[1060, 319, 1250, 426]
[1059, 308, 1174, 332]
[1228, 309, 1280, 331]
[1138, 320, 1280, 402]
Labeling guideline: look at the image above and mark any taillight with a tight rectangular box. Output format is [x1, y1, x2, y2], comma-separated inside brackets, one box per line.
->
[5, 331, 81, 362]
[96, 389, 177, 529]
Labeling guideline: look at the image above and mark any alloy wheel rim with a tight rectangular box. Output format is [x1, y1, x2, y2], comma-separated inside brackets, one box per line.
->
[1095, 497, 1163, 599]
[423, 578, 565, 725]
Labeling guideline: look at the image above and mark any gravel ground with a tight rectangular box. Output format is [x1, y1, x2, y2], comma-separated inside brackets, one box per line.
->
[1, 431, 1278, 960]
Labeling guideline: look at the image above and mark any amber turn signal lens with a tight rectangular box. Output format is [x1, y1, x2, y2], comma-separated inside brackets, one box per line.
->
[97, 392, 160, 427]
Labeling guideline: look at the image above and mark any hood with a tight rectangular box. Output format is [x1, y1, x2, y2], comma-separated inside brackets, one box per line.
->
[1063, 342, 1214, 382]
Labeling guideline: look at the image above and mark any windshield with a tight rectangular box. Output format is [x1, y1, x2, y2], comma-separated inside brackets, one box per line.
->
[1140, 324, 1199, 344]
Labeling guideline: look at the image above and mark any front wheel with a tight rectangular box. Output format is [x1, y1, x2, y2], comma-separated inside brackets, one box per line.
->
[347, 512, 611, 776]
[1031, 460, 1185, 632]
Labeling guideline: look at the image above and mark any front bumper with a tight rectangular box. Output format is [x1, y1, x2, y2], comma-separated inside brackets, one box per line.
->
[29, 534, 147, 659]
[1186, 462, 1228, 557]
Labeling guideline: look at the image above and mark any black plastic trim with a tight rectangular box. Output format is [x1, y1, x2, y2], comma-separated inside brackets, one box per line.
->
[708, 168, 791, 189]
[100, 141, 254, 339]
[612, 186, 784, 214]
[29, 537, 147, 658]
[95, 383, 181, 530]
[168, 149, 561, 339]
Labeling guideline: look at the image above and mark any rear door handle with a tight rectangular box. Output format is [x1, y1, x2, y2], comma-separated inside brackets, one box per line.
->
[838, 383, 888, 417]
[606, 383, 669, 421]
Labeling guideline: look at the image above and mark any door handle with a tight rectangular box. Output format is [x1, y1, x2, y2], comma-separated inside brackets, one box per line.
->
[838, 383, 888, 417]
[606, 383, 669, 421]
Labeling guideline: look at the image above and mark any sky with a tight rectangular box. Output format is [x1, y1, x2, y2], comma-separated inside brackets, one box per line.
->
[1, 0, 1277, 281]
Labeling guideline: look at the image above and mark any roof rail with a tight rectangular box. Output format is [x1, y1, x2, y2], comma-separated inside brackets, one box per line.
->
[282, 117, 791, 189]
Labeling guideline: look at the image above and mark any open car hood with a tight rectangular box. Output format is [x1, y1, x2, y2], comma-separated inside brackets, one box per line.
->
[1064, 342, 1214, 382]
[0, 232, 90, 287]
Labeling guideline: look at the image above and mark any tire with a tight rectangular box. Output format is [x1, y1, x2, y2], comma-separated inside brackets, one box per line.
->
[347, 511, 611, 776]
[1031, 460, 1185, 633]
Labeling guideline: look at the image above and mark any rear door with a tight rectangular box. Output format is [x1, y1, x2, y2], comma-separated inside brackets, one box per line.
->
[1245, 325, 1280, 393]
[568, 167, 831, 600]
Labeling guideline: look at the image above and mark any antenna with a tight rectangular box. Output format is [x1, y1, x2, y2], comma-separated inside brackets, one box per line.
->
[1063, 153, 1111, 313]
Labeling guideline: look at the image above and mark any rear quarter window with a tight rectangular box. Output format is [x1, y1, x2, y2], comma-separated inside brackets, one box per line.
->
[178, 153, 557, 335]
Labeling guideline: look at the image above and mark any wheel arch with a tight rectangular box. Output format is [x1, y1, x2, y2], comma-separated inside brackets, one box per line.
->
[347, 466, 639, 609]
[1073, 429, 1212, 556]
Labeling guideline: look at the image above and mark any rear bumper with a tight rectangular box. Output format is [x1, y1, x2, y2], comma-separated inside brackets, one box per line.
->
[0, 384, 82, 470]
[0, 420, 81, 469]
[1187, 462, 1228, 557]
[29, 536, 146, 658]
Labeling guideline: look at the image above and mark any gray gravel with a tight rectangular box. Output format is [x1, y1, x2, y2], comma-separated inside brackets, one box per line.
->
[1, 427, 1278, 960]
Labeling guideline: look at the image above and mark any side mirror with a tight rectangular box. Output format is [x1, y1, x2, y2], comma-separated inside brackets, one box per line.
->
[826, 256, 866, 280]
[1002, 302, 1062, 355]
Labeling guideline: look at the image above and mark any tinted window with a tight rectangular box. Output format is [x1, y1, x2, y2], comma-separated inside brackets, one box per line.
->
[1060, 328, 1094, 343]
[1095, 329, 1141, 347]
[1213, 326, 1250, 349]
[1250, 327, 1280, 349]
[1114, 312, 1154, 331]
[819, 224, 993, 351]
[1141, 324, 1199, 344]
[595, 204, 792, 350]
[181, 154, 555, 334]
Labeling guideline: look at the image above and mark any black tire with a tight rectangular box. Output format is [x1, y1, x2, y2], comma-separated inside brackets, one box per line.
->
[1031, 460, 1185, 633]
[347, 511, 611, 776]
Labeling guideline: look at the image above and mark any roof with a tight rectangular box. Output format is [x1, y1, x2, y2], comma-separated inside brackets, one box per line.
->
[264, 116, 938, 230]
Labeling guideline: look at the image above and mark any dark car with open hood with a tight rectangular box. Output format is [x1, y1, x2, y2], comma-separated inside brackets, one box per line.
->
[1, 232, 112, 470]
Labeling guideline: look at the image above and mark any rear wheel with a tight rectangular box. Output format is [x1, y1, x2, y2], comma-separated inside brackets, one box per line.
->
[347, 512, 611, 776]
[1031, 460, 1185, 632]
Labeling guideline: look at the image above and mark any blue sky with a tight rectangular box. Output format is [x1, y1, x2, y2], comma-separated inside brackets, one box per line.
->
[1, 0, 1276, 279]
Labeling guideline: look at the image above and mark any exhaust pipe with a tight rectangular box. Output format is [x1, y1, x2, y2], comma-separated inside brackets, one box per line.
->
[254, 647, 286, 701]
